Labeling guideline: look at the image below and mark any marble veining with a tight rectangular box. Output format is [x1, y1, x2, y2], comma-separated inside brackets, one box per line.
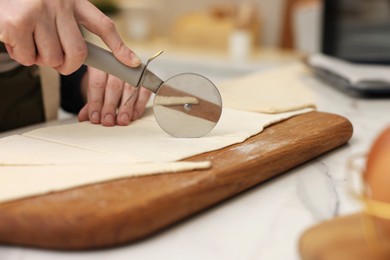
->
[296, 161, 340, 221]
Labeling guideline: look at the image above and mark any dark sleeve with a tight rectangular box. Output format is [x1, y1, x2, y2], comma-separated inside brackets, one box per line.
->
[0, 42, 6, 52]
[60, 65, 87, 114]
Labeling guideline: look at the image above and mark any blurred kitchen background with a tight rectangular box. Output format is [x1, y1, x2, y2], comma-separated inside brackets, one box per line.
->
[86, 0, 323, 84]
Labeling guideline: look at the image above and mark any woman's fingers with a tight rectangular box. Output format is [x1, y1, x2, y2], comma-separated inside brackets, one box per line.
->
[34, 18, 64, 68]
[133, 87, 152, 120]
[0, 1, 37, 66]
[74, 0, 141, 68]
[86, 67, 107, 124]
[80, 67, 152, 126]
[101, 75, 124, 126]
[2, 26, 36, 66]
[1, 0, 140, 75]
[56, 14, 87, 75]
[116, 83, 138, 126]
[78, 104, 89, 122]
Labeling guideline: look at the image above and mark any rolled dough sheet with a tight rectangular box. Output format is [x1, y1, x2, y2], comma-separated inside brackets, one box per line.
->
[218, 63, 317, 113]
[0, 135, 140, 165]
[0, 108, 313, 203]
[0, 161, 211, 203]
[22, 107, 314, 164]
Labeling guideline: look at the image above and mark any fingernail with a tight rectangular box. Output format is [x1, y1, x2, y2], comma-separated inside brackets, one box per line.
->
[130, 52, 141, 66]
[91, 112, 100, 123]
[104, 114, 115, 125]
[120, 113, 130, 125]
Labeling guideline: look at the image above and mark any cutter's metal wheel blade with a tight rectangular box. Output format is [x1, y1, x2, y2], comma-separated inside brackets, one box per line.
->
[153, 73, 222, 138]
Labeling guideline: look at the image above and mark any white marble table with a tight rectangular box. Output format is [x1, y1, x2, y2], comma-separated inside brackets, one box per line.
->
[0, 57, 389, 260]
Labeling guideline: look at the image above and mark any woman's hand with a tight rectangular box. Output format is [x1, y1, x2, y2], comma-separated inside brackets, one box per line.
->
[78, 67, 152, 126]
[0, 0, 140, 74]
[0, 0, 150, 125]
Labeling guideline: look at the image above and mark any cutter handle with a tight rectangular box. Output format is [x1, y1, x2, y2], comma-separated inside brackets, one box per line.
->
[84, 41, 145, 86]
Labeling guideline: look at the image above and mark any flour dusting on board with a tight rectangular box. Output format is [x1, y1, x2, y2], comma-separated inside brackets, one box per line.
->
[232, 143, 259, 156]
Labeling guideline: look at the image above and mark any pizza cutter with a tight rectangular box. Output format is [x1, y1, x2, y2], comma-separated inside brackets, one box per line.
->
[84, 42, 222, 138]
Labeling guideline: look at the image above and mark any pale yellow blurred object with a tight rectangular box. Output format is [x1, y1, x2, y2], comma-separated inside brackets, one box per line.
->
[218, 63, 317, 113]
[300, 132, 390, 260]
[300, 174, 390, 260]
[169, 4, 261, 51]
[300, 213, 390, 260]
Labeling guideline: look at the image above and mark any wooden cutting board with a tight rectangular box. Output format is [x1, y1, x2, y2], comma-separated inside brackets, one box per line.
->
[0, 111, 353, 250]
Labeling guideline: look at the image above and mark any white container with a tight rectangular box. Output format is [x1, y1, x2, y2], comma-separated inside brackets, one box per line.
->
[229, 30, 252, 61]
[293, 1, 323, 54]
[120, 2, 155, 41]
